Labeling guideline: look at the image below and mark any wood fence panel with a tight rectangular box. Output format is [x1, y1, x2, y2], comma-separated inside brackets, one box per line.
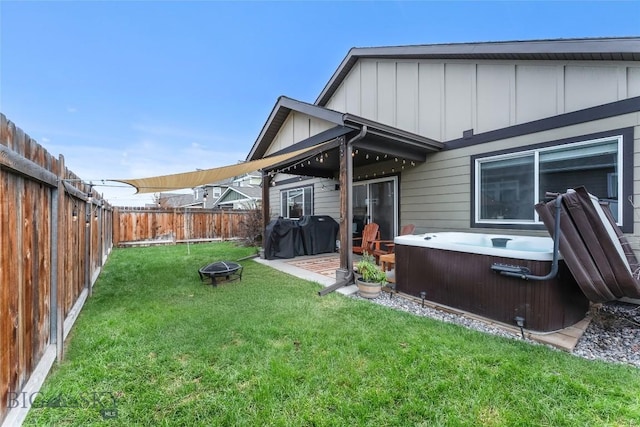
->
[1, 114, 114, 424]
[0, 165, 21, 420]
[114, 209, 252, 245]
[33, 184, 51, 367]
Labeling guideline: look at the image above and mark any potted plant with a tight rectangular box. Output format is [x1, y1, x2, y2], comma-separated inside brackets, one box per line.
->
[355, 252, 387, 299]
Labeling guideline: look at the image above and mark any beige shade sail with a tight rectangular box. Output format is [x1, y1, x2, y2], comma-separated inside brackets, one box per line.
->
[115, 142, 331, 194]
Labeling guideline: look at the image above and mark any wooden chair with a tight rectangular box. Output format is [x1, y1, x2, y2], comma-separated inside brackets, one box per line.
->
[372, 224, 416, 264]
[353, 222, 380, 255]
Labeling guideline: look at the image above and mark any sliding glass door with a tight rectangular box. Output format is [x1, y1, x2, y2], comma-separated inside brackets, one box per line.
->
[352, 177, 398, 241]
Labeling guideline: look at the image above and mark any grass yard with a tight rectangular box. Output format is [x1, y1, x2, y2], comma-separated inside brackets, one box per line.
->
[24, 242, 640, 426]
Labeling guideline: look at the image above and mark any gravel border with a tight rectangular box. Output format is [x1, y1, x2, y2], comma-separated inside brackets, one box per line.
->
[353, 291, 640, 369]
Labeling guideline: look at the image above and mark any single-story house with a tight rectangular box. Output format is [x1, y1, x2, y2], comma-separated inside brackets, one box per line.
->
[157, 173, 262, 209]
[245, 37, 640, 285]
[214, 185, 262, 210]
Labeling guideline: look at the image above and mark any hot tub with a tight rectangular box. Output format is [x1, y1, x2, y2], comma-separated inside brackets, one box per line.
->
[394, 232, 589, 332]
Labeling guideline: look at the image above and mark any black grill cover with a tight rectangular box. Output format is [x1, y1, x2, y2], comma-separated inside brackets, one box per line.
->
[298, 215, 339, 255]
[264, 218, 305, 260]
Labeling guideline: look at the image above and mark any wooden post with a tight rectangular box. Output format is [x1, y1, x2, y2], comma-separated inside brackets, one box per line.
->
[261, 171, 271, 251]
[85, 196, 92, 297]
[337, 136, 350, 277]
[54, 155, 65, 361]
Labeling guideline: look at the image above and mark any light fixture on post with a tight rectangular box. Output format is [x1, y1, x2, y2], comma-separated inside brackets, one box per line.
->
[420, 291, 426, 307]
[72, 203, 78, 221]
[514, 316, 526, 339]
[387, 282, 396, 299]
[87, 182, 94, 204]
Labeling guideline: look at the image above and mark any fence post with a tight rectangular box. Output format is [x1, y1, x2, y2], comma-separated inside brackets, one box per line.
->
[52, 155, 65, 361]
[85, 196, 92, 297]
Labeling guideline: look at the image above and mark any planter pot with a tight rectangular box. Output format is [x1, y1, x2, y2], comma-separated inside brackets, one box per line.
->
[356, 278, 383, 299]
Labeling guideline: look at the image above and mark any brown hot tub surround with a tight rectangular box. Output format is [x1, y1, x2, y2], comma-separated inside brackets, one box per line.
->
[394, 233, 589, 332]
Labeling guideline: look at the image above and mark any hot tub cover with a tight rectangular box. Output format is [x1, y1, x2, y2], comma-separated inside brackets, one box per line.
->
[535, 186, 640, 302]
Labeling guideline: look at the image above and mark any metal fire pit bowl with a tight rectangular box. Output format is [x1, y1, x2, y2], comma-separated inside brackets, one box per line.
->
[198, 261, 243, 286]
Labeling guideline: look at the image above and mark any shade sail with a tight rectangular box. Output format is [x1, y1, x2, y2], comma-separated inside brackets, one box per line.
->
[115, 142, 331, 194]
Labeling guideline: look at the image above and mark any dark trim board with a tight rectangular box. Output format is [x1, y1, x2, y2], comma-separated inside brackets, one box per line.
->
[470, 127, 634, 233]
[445, 97, 640, 151]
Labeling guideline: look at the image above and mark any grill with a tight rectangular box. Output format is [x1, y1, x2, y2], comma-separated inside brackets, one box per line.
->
[198, 261, 243, 286]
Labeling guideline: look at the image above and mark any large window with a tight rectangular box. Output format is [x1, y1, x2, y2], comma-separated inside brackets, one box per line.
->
[280, 186, 313, 219]
[475, 135, 623, 225]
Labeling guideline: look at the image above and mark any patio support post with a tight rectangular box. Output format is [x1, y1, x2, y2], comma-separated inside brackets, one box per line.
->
[336, 135, 350, 280]
[261, 171, 271, 255]
[320, 126, 367, 296]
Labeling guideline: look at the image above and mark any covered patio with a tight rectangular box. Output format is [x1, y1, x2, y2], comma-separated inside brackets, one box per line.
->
[251, 97, 444, 294]
[117, 97, 444, 295]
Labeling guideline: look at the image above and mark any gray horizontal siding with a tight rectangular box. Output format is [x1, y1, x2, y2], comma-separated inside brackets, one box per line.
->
[399, 112, 640, 241]
[268, 177, 340, 222]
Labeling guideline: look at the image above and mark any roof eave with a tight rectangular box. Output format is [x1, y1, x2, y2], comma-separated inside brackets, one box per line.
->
[344, 114, 444, 152]
[316, 37, 640, 106]
[246, 96, 346, 161]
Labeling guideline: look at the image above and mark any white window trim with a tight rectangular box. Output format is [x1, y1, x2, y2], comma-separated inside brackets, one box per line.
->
[279, 185, 313, 219]
[474, 135, 623, 226]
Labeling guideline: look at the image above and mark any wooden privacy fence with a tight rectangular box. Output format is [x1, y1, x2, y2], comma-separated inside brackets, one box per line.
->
[113, 207, 252, 246]
[0, 114, 113, 425]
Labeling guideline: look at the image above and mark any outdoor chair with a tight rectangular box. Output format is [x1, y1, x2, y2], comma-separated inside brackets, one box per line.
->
[371, 224, 416, 264]
[353, 222, 380, 256]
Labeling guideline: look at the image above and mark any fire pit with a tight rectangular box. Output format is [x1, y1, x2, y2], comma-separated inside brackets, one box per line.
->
[198, 261, 243, 286]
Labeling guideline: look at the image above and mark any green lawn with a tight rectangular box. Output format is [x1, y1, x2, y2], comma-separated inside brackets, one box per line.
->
[24, 242, 640, 426]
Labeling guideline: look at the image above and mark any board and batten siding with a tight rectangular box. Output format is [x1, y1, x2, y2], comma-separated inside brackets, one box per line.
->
[325, 59, 640, 142]
[400, 112, 640, 246]
[266, 112, 335, 156]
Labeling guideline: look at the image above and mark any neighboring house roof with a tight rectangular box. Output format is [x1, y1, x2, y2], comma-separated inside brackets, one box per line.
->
[316, 37, 640, 106]
[159, 192, 198, 208]
[203, 177, 235, 187]
[214, 185, 262, 207]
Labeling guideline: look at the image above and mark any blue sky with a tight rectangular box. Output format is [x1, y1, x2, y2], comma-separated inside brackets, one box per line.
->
[1, 1, 639, 205]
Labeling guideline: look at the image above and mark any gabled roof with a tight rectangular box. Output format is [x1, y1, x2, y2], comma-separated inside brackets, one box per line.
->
[159, 192, 198, 208]
[316, 37, 640, 106]
[246, 96, 443, 162]
[246, 96, 349, 161]
[215, 185, 262, 207]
